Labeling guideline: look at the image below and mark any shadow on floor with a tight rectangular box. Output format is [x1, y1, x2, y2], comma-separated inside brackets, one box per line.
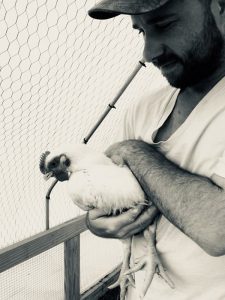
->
[99, 287, 120, 300]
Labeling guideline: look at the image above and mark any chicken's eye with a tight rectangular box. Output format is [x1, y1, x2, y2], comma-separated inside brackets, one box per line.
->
[64, 158, 70, 167]
[48, 158, 59, 169]
[50, 162, 57, 168]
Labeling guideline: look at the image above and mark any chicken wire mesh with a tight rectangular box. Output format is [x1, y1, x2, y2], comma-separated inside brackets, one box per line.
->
[0, 0, 167, 299]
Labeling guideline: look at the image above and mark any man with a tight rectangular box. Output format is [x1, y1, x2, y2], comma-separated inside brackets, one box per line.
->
[87, 0, 225, 299]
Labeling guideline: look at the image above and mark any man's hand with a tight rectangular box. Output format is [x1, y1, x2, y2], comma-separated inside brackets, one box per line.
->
[86, 204, 159, 239]
[105, 139, 151, 166]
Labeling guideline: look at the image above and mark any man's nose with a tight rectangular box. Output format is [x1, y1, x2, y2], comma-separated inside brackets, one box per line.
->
[143, 35, 164, 64]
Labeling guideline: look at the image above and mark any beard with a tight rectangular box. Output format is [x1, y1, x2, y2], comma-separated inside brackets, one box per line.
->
[153, 11, 225, 88]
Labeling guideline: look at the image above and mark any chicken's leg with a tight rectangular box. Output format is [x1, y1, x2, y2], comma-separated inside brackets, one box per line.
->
[108, 237, 135, 300]
[125, 221, 174, 299]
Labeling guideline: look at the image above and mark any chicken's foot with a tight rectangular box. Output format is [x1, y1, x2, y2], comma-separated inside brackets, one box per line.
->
[125, 223, 174, 299]
[108, 237, 135, 300]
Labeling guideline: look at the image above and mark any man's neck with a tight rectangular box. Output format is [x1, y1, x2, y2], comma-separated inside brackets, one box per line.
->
[181, 60, 225, 100]
[154, 60, 225, 143]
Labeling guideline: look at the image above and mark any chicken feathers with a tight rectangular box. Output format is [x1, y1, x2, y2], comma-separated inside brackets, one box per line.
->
[39, 143, 174, 299]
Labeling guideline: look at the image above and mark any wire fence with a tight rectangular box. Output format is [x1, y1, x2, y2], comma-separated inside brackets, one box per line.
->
[0, 0, 167, 299]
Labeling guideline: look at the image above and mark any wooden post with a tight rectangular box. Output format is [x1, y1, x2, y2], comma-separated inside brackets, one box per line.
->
[64, 236, 80, 300]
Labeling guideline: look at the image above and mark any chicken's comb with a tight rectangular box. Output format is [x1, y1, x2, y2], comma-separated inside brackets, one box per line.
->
[39, 151, 50, 174]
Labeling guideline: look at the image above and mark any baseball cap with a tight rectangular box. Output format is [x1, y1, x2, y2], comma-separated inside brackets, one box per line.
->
[88, 0, 170, 20]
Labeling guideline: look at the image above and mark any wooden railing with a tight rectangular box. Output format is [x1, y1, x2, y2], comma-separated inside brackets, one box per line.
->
[0, 214, 120, 300]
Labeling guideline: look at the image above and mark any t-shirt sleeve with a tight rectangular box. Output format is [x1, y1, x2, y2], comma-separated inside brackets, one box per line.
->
[110, 105, 135, 145]
[110, 84, 175, 145]
[213, 150, 225, 178]
[211, 149, 225, 189]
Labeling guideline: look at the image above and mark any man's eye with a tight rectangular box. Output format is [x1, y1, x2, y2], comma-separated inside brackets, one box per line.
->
[155, 21, 175, 29]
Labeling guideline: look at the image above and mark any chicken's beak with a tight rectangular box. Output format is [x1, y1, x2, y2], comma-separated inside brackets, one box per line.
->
[43, 172, 53, 181]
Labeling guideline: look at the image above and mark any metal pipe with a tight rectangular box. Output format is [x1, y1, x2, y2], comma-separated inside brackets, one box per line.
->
[46, 179, 58, 230]
[83, 59, 146, 144]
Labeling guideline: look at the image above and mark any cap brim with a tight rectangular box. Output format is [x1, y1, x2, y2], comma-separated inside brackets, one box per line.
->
[88, 0, 169, 20]
[88, 9, 121, 20]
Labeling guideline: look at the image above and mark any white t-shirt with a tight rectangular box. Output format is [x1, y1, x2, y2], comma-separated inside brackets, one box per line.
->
[120, 78, 225, 300]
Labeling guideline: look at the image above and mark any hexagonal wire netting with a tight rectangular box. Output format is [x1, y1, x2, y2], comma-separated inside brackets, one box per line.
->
[0, 0, 167, 299]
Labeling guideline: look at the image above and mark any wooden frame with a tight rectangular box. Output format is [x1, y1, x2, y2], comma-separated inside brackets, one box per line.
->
[0, 215, 87, 273]
[0, 214, 120, 299]
[81, 265, 121, 300]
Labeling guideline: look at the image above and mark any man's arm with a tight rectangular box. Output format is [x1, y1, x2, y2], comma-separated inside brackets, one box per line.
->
[105, 140, 225, 256]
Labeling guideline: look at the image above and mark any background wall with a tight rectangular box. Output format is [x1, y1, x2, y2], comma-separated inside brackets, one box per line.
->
[0, 0, 167, 299]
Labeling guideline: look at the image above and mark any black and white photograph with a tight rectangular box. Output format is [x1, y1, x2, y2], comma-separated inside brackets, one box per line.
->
[1, 0, 225, 299]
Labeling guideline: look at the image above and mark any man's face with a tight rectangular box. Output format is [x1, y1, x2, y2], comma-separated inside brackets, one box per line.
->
[132, 0, 224, 88]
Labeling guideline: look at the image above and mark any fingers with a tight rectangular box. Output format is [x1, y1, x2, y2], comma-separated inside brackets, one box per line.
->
[87, 208, 110, 219]
[86, 209, 111, 236]
[88, 205, 143, 222]
[104, 142, 127, 165]
[86, 204, 159, 239]
[109, 154, 125, 166]
[86, 205, 145, 238]
[120, 206, 159, 239]
[112, 205, 144, 228]
[104, 142, 120, 156]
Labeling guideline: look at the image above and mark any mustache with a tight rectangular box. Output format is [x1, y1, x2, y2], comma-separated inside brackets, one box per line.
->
[152, 54, 180, 68]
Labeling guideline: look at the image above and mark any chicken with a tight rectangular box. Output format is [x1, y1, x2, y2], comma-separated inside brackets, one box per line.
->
[39, 143, 174, 299]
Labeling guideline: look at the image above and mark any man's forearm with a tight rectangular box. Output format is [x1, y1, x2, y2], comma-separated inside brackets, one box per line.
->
[122, 141, 225, 256]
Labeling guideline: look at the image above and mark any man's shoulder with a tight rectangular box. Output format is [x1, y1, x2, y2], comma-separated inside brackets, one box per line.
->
[120, 84, 177, 140]
[134, 84, 177, 114]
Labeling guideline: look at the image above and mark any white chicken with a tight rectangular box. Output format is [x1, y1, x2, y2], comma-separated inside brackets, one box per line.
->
[39, 143, 174, 299]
